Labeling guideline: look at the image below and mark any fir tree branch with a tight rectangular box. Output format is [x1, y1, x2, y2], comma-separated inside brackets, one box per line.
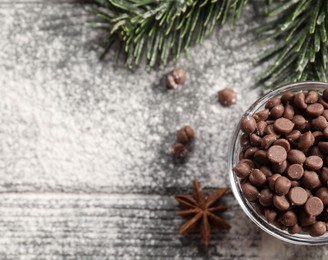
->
[257, 0, 328, 89]
[90, 0, 247, 68]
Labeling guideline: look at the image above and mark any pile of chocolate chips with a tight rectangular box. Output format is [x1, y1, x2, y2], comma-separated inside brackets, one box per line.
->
[172, 125, 195, 160]
[234, 89, 328, 237]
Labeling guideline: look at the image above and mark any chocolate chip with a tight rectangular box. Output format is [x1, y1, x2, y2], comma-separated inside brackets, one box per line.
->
[305, 155, 323, 170]
[283, 103, 295, 119]
[306, 103, 324, 117]
[288, 224, 302, 234]
[244, 147, 259, 159]
[249, 169, 267, 187]
[267, 145, 287, 163]
[305, 197, 324, 216]
[292, 115, 308, 131]
[287, 164, 304, 180]
[289, 187, 308, 206]
[240, 133, 250, 148]
[294, 92, 307, 109]
[302, 170, 321, 190]
[233, 161, 253, 178]
[167, 67, 186, 89]
[298, 131, 315, 151]
[261, 134, 277, 149]
[177, 125, 195, 144]
[319, 96, 328, 109]
[286, 129, 300, 141]
[323, 89, 328, 102]
[259, 188, 274, 207]
[323, 127, 328, 138]
[323, 109, 328, 120]
[240, 116, 257, 134]
[309, 222, 327, 237]
[254, 150, 269, 165]
[273, 118, 294, 134]
[318, 141, 328, 154]
[268, 173, 281, 191]
[315, 187, 328, 205]
[310, 146, 324, 158]
[239, 159, 255, 167]
[273, 195, 290, 210]
[279, 210, 297, 226]
[172, 143, 188, 159]
[254, 109, 270, 122]
[273, 139, 290, 152]
[275, 176, 291, 196]
[313, 131, 324, 144]
[305, 90, 319, 104]
[241, 182, 259, 202]
[249, 134, 262, 146]
[320, 167, 328, 184]
[291, 180, 300, 187]
[270, 104, 284, 119]
[271, 160, 288, 174]
[257, 121, 267, 136]
[218, 87, 237, 106]
[311, 116, 328, 130]
[265, 97, 281, 109]
[264, 209, 277, 223]
[259, 166, 272, 177]
[281, 91, 294, 104]
[299, 210, 316, 227]
[265, 124, 280, 137]
[287, 149, 306, 164]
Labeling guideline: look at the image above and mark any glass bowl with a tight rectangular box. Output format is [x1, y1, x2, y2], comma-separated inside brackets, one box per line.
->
[228, 81, 328, 245]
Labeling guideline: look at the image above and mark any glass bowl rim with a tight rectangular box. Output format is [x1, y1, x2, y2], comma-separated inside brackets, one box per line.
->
[228, 81, 328, 245]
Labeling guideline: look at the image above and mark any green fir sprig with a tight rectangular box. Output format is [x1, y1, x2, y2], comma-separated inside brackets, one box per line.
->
[257, 0, 328, 89]
[91, 0, 247, 68]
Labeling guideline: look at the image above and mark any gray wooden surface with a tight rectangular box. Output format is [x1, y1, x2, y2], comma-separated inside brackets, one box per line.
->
[1, 1, 327, 259]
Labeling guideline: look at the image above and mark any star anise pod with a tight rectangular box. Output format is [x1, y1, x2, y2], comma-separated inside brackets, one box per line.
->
[175, 179, 231, 246]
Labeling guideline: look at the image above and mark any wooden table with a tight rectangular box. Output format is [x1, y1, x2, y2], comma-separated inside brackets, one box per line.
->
[0, 1, 326, 259]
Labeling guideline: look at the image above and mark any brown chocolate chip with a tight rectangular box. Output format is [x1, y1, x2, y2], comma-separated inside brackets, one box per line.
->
[287, 149, 306, 164]
[306, 103, 324, 117]
[172, 143, 188, 159]
[241, 182, 259, 202]
[259, 188, 274, 207]
[286, 130, 301, 144]
[250, 134, 262, 146]
[261, 134, 278, 149]
[281, 91, 294, 104]
[273, 195, 290, 211]
[311, 116, 328, 130]
[292, 115, 308, 131]
[319, 96, 328, 109]
[288, 224, 302, 234]
[283, 103, 295, 119]
[323, 127, 328, 138]
[321, 167, 328, 184]
[304, 155, 323, 170]
[291, 180, 300, 187]
[302, 170, 321, 190]
[309, 222, 327, 237]
[271, 160, 288, 174]
[305, 197, 324, 216]
[273, 139, 290, 152]
[273, 118, 294, 134]
[318, 141, 328, 154]
[265, 124, 280, 137]
[294, 92, 307, 109]
[298, 131, 315, 151]
[313, 131, 324, 144]
[287, 164, 304, 180]
[240, 133, 250, 148]
[267, 145, 287, 163]
[289, 187, 308, 206]
[315, 187, 328, 205]
[259, 166, 272, 177]
[265, 97, 281, 109]
[233, 162, 253, 178]
[279, 210, 297, 226]
[239, 159, 255, 167]
[240, 116, 256, 134]
[323, 109, 328, 120]
[268, 173, 281, 191]
[177, 125, 195, 144]
[249, 169, 267, 187]
[264, 209, 277, 223]
[254, 150, 269, 165]
[299, 210, 316, 227]
[275, 176, 291, 196]
[257, 121, 267, 136]
[254, 109, 270, 122]
[244, 147, 259, 159]
[305, 90, 319, 104]
[270, 104, 284, 119]
[323, 89, 328, 102]
[167, 67, 186, 89]
[218, 88, 237, 106]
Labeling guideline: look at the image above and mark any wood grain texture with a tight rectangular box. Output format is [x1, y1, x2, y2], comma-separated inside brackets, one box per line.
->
[0, 1, 327, 260]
